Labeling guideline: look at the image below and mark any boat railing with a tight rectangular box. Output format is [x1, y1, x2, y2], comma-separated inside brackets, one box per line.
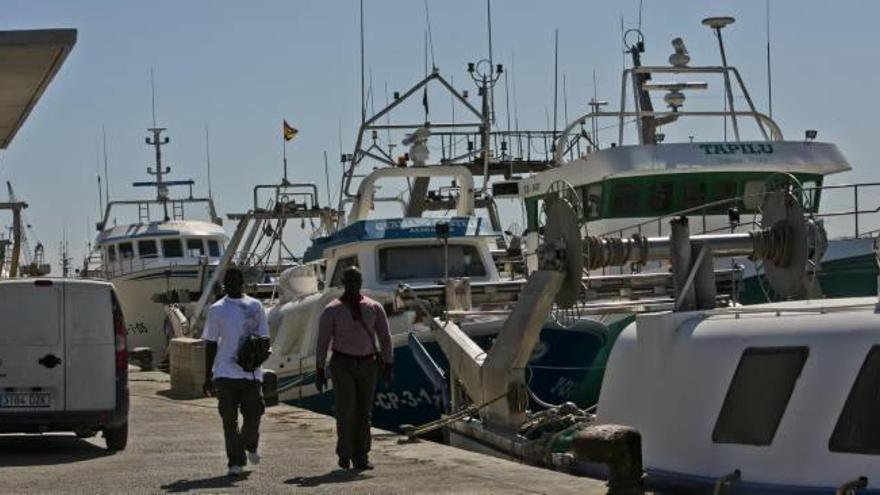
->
[552, 109, 783, 165]
[101, 255, 214, 279]
[98, 197, 221, 231]
[598, 181, 880, 242]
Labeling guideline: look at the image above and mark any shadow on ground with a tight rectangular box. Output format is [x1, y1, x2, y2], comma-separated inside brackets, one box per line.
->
[285, 469, 371, 487]
[161, 472, 252, 492]
[0, 434, 112, 466]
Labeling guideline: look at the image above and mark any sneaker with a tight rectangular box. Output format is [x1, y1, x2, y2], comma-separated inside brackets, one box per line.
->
[246, 450, 261, 466]
[227, 465, 244, 476]
[353, 461, 374, 471]
[337, 457, 351, 470]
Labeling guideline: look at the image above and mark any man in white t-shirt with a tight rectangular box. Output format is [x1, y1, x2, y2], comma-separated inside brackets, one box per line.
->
[202, 266, 269, 477]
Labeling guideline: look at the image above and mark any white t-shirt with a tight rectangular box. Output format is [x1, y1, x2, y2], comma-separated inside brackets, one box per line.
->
[202, 295, 270, 381]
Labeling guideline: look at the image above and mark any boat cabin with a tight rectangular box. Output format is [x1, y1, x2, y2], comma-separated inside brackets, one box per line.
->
[520, 28, 851, 241]
[303, 216, 500, 292]
[96, 220, 227, 277]
[596, 297, 880, 492]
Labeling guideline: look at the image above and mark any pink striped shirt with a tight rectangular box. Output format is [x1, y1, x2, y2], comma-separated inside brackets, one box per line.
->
[316, 296, 393, 369]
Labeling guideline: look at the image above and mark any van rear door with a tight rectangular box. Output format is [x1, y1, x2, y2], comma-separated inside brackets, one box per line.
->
[0, 280, 65, 412]
[65, 282, 115, 410]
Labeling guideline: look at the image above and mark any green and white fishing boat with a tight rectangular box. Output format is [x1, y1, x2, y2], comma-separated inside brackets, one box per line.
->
[514, 17, 878, 407]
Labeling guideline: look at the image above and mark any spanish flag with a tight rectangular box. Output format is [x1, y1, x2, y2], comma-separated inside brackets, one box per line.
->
[283, 120, 298, 141]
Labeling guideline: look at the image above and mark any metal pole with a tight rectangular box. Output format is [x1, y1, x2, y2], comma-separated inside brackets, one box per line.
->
[714, 28, 740, 141]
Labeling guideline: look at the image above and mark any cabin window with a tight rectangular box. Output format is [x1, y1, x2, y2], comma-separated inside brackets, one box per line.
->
[186, 238, 205, 257]
[162, 239, 184, 258]
[829, 346, 880, 454]
[609, 183, 641, 216]
[329, 256, 359, 287]
[525, 199, 539, 232]
[107, 245, 117, 262]
[138, 240, 158, 258]
[208, 239, 221, 257]
[682, 182, 707, 211]
[712, 346, 808, 446]
[743, 180, 767, 210]
[647, 182, 674, 213]
[583, 184, 602, 219]
[378, 244, 487, 281]
[118, 242, 135, 259]
[709, 180, 739, 212]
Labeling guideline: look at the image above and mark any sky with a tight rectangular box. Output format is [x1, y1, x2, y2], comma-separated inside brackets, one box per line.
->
[2, 0, 880, 270]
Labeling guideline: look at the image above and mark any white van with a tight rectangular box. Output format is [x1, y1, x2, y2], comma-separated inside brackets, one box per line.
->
[0, 279, 129, 450]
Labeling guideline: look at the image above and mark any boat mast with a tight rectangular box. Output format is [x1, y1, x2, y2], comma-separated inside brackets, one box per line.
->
[145, 127, 171, 220]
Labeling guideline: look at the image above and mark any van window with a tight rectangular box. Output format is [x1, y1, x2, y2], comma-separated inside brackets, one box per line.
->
[186, 238, 205, 257]
[829, 346, 880, 454]
[138, 240, 158, 258]
[107, 245, 117, 262]
[329, 256, 359, 287]
[208, 239, 221, 257]
[162, 239, 183, 258]
[0, 283, 60, 345]
[119, 242, 134, 259]
[712, 347, 808, 445]
[379, 245, 487, 281]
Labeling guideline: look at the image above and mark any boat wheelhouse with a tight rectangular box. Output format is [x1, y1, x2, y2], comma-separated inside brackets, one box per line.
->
[520, 21, 850, 242]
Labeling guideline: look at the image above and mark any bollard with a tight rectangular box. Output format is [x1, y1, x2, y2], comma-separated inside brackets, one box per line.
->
[572, 424, 644, 495]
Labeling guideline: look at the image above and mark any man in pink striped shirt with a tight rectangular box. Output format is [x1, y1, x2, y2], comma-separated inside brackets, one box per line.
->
[316, 266, 393, 471]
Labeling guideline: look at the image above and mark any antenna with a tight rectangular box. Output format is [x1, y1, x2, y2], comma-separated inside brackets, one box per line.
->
[766, 0, 773, 119]
[323, 151, 331, 206]
[487, 0, 495, 124]
[204, 124, 213, 200]
[637, 0, 645, 32]
[552, 29, 559, 148]
[423, 0, 436, 71]
[102, 125, 110, 204]
[150, 67, 158, 128]
[359, 0, 366, 125]
[512, 50, 521, 157]
[562, 71, 569, 138]
[95, 136, 103, 216]
[702, 16, 739, 142]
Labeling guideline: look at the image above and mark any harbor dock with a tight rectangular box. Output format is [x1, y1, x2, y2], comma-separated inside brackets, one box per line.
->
[0, 369, 607, 494]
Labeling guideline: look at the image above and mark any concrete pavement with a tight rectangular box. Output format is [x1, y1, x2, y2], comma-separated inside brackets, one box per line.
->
[0, 370, 607, 494]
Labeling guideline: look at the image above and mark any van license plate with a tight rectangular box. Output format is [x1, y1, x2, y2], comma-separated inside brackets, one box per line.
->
[0, 393, 51, 408]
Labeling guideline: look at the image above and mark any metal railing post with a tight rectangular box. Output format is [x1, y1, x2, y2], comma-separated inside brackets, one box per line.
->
[854, 184, 859, 238]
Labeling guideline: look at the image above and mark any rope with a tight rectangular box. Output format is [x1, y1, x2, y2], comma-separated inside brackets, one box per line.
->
[402, 391, 509, 440]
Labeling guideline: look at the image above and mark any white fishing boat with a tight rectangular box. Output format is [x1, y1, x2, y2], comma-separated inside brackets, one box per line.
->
[91, 128, 227, 365]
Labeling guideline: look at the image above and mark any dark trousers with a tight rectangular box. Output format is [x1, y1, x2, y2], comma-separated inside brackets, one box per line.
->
[329, 354, 378, 464]
[214, 378, 264, 467]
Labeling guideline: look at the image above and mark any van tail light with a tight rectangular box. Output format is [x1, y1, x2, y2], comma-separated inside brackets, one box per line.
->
[111, 291, 128, 375]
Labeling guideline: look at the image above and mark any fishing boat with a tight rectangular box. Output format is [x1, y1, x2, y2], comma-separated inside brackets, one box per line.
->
[262, 163, 606, 431]
[408, 184, 878, 493]
[91, 128, 227, 366]
[513, 17, 879, 410]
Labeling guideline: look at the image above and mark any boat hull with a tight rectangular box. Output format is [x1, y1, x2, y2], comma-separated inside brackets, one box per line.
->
[276, 324, 607, 431]
[111, 265, 208, 360]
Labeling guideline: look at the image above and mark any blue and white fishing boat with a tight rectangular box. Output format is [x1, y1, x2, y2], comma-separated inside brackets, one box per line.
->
[263, 164, 606, 430]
